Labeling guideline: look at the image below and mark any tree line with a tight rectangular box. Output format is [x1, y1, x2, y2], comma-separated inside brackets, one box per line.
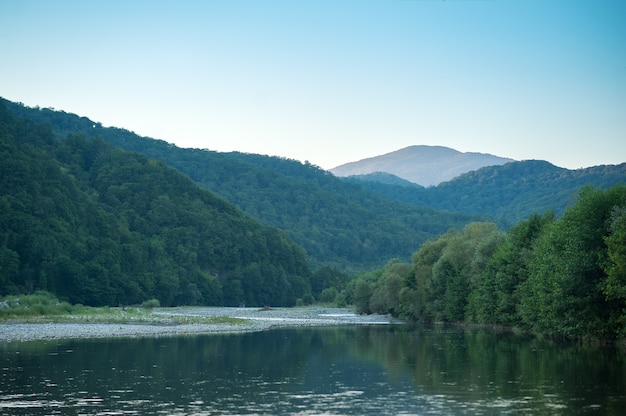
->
[352, 185, 626, 341]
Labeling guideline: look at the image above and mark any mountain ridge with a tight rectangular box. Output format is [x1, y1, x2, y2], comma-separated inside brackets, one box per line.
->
[3, 97, 623, 267]
[344, 159, 626, 227]
[1, 98, 481, 272]
[0, 103, 312, 306]
[331, 145, 515, 186]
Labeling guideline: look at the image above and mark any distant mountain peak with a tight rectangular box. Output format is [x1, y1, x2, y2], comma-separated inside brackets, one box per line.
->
[330, 145, 515, 186]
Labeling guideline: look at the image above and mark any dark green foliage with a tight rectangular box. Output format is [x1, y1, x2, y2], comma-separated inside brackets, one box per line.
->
[518, 185, 626, 339]
[364, 186, 626, 341]
[411, 223, 505, 322]
[300, 293, 315, 306]
[604, 206, 626, 302]
[1, 98, 480, 272]
[0, 103, 311, 306]
[310, 266, 349, 299]
[469, 212, 555, 326]
[318, 287, 339, 304]
[351, 259, 412, 316]
[603, 206, 626, 337]
[346, 159, 626, 228]
[353, 280, 374, 315]
[344, 172, 424, 188]
[368, 259, 411, 315]
[140, 299, 161, 309]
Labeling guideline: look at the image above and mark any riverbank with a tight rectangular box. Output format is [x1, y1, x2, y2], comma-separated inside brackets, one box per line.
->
[0, 306, 401, 342]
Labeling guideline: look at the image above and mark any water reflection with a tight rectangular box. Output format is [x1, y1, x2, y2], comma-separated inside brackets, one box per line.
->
[1, 325, 624, 415]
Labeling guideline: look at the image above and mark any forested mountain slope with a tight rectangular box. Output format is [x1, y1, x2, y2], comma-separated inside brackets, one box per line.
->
[2, 99, 481, 271]
[345, 160, 626, 227]
[0, 103, 311, 307]
[345, 172, 423, 188]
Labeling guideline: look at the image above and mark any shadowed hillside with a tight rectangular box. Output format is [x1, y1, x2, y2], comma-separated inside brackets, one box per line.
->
[0, 102, 311, 306]
[345, 160, 626, 227]
[2, 98, 481, 272]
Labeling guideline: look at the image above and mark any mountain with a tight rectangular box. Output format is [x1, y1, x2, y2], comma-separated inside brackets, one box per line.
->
[1, 98, 481, 273]
[330, 145, 515, 186]
[0, 102, 311, 307]
[343, 172, 423, 188]
[346, 159, 626, 227]
[6, 97, 622, 274]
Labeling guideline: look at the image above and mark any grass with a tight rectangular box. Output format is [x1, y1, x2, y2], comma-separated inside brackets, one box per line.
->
[0, 292, 250, 326]
[0, 291, 81, 320]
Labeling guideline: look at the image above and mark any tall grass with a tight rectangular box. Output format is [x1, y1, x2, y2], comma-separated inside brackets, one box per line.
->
[0, 292, 251, 326]
[0, 291, 76, 319]
[0, 291, 128, 321]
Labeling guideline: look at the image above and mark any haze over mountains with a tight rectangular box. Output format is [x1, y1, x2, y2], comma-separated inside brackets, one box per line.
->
[331, 145, 515, 186]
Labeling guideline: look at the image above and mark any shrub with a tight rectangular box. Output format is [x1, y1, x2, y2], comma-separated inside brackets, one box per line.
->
[319, 287, 338, 304]
[140, 299, 161, 309]
[301, 293, 315, 306]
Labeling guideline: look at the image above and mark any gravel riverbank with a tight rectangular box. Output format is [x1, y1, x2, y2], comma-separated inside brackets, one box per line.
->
[0, 307, 401, 342]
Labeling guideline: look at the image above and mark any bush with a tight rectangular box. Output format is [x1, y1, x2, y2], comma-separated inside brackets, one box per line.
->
[0, 291, 74, 319]
[319, 287, 338, 304]
[300, 293, 315, 306]
[335, 292, 347, 308]
[140, 299, 161, 309]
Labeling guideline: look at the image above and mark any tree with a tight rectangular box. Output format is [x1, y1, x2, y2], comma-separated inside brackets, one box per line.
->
[431, 223, 503, 322]
[405, 232, 453, 322]
[604, 206, 626, 301]
[399, 223, 504, 323]
[602, 205, 626, 336]
[369, 259, 411, 315]
[519, 185, 626, 339]
[354, 280, 374, 314]
[468, 212, 554, 325]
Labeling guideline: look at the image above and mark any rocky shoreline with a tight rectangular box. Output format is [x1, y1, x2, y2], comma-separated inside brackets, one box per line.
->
[0, 307, 401, 342]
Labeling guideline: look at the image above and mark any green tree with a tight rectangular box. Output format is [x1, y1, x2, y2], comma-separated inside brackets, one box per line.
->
[0, 246, 19, 294]
[431, 223, 503, 322]
[406, 233, 453, 322]
[319, 287, 339, 304]
[354, 280, 374, 314]
[469, 212, 554, 325]
[519, 185, 626, 339]
[602, 205, 626, 337]
[603, 206, 626, 302]
[369, 259, 411, 315]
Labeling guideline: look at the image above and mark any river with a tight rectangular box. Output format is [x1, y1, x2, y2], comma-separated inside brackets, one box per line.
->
[1, 323, 625, 414]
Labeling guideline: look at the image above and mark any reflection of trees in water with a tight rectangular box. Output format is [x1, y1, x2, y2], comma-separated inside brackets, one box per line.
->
[3, 326, 625, 414]
[348, 325, 626, 413]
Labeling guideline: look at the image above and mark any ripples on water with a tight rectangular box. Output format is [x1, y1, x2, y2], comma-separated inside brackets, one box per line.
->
[1, 325, 624, 415]
[0, 388, 581, 415]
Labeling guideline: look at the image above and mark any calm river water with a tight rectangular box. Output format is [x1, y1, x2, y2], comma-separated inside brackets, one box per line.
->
[1, 325, 625, 415]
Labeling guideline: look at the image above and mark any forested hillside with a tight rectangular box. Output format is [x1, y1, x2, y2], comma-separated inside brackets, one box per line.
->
[2, 99, 481, 271]
[354, 185, 626, 341]
[0, 103, 311, 307]
[346, 160, 626, 227]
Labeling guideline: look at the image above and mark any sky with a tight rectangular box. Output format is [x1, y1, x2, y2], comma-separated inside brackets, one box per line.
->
[1, 0, 625, 170]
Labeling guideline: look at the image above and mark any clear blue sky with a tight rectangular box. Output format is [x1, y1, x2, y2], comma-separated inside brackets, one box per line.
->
[1, 0, 624, 169]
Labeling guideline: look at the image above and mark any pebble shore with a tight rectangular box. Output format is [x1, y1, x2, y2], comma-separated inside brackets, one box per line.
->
[0, 307, 400, 342]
